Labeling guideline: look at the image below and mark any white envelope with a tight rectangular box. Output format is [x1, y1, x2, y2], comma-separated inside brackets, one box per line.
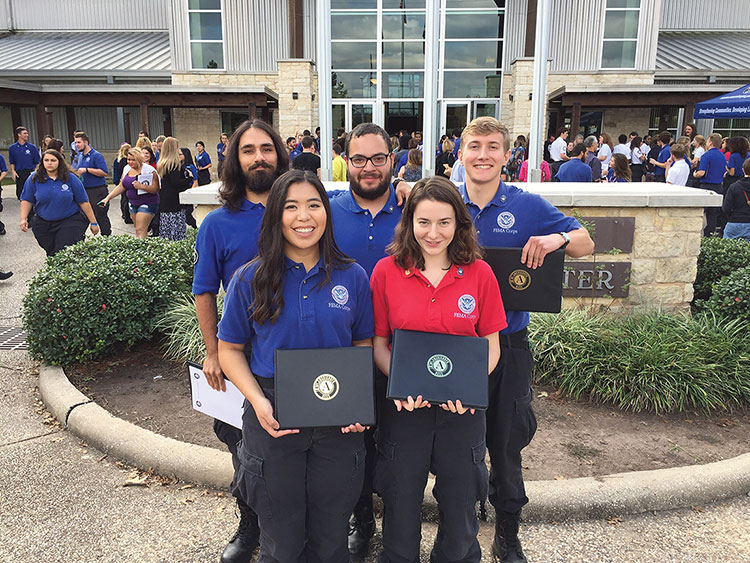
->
[188, 363, 244, 429]
[137, 172, 153, 195]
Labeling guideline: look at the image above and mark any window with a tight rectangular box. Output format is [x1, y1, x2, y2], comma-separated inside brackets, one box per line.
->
[647, 107, 679, 139]
[713, 119, 750, 140]
[601, 0, 640, 69]
[188, 0, 224, 70]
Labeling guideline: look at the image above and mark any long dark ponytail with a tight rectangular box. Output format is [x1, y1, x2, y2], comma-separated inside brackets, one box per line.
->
[249, 170, 353, 324]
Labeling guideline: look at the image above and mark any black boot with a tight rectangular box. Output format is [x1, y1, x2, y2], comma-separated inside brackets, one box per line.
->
[220, 498, 260, 563]
[491, 513, 528, 563]
[348, 495, 375, 557]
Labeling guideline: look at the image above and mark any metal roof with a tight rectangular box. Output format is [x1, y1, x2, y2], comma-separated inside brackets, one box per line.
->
[0, 31, 170, 76]
[656, 31, 750, 73]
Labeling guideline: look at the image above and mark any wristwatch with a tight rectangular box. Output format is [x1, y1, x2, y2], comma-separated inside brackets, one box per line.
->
[558, 231, 570, 249]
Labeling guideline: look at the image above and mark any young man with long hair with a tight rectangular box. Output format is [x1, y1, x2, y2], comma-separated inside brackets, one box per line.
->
[193, 119, 289, 563]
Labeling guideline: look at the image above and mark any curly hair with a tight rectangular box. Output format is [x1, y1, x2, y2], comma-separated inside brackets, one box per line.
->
[387, 175, 482, 271]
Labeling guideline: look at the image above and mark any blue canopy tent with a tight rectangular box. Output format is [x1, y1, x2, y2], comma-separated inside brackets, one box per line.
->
[693, 84, 750, 119]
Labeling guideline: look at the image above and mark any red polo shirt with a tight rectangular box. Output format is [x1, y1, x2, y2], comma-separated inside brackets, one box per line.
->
[370, 256, 507, 340]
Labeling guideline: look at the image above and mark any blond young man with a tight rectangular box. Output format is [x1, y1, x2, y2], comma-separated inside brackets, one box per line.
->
[456, 117, 594, 563]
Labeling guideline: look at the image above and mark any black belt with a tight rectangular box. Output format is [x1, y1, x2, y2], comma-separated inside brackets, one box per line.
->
[255, 375, 274, 389]
[85, 185, 107, 190]
[499, 327, 529, 349]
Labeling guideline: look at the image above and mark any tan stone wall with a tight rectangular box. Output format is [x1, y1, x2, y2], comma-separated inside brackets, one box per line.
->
[277, 61, 318, 141]
[559, 206, 702, 312]
[171, 72, 279, 90]
[173, 108, 222, 182]
[602, 108, 651, 141]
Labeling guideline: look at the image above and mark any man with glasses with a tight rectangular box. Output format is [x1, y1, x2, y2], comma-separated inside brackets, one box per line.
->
[329, 122, 405, 557]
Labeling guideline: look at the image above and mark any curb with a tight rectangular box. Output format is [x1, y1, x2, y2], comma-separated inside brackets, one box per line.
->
[40, 366, 750, 522]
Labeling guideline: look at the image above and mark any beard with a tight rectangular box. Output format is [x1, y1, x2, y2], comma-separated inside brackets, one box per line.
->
[350, 168, 391, 201]
[244, 163, 279, 194]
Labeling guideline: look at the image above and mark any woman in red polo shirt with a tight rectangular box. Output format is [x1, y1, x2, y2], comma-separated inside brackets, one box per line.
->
[370, 176, 506, 563]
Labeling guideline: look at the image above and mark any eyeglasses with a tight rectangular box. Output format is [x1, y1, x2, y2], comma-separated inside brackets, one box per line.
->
[349, 153, 389, 168]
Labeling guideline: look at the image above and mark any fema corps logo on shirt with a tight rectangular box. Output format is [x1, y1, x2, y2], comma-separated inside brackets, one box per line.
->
[457, 294, 476, 314]
[313, 373, 339, 401]
[61, 184, 69, 191]
[427, 354, 453, 378]
[331, 285, 349, 305]
[25, 149, 30, 155]
[497, 211, 515, 229]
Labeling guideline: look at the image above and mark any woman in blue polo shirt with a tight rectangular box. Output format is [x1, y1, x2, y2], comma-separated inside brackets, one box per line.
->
[217, 169, 373, 563]
[370, 176, 506, 563]
[195, 141, 212, 185]
[19, 149, 99, 256]
[216, 132, 229, 177]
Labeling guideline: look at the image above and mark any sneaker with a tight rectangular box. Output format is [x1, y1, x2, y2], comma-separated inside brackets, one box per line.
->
[220, 498, 260, 563]
[491, 514, 528, 563]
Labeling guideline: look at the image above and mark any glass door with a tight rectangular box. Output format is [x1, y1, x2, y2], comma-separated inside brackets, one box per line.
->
[473, 100, 499, 120]
[332, 102, 376, 135]
[441, 102, 470, 135]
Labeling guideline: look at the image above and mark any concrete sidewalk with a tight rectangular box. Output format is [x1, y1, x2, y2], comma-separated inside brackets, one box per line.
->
[3, 195, 750, 562]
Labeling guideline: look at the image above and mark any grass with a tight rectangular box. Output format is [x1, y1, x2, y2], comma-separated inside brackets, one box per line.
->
[156, 294, 223, 365]
[529, 309, 750, 414]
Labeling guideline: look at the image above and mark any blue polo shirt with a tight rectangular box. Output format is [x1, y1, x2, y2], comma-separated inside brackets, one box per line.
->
[699, 148, 728, 184]
[727, 152, 747, 178]
[217, 143, 226, 162]
[193, 199, 265, 295]
[555, 158, 592, 182]
[20, 172, 88, 221]
[330, 185, 402, 277]
[458, 181, 581, 334]
[0, 154, 7, 172]
[218, 257, 374, 379]
[196, 151, 211, 168]
[9, 141, 40, 171]
[186, 164, 198, 183]
[77, 148, 109, 188]
[655, 145, 671, 177]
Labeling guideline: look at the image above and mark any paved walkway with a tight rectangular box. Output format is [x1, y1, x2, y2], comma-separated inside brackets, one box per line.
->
[1, 195, 749, 562]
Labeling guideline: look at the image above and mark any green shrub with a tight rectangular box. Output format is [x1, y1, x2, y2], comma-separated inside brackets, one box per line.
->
[700, 265, 750, 322]
[693, 237, 750, 302]
[23, 232, 196, 365]
[157, 293, 224, 365]
[529, 309, 750, 413]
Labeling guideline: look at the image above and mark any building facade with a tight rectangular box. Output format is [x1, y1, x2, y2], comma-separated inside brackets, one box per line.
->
[1, 0, 748, 171]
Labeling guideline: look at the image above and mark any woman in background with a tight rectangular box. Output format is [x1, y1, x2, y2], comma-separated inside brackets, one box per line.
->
[179, 147, 198, 229]
[629, 136, 646, 182]
[113, 143, 133, 224]
[217, 132, 229, 177]
[195, 141, 212, 185]
[98, 148, 160, 238]
[156, 137, 193, 241]
[606, 153, 632, 183]
[398, 149, 422, 182]
[435, 138, 456, 179]
[19, 149, 99, 256]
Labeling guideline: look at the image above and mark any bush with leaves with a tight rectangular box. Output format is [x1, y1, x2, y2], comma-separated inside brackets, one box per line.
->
[157, 293, 223, 365]
[529, 309, 750, 413]
[23, 232, 196, 365]
[699, 265, 750, 323]
[693, 236, 750, 302]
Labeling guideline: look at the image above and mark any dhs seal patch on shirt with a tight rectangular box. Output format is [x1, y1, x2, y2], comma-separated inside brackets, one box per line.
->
[497, 211, 515, 229]
[61, 184, 70, 191]
[457, 294, 476, 314]
[331, 285, 349, 305]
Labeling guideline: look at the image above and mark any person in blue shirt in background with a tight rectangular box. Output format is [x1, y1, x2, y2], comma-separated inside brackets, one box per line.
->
[217, 132, 229, 177]
[0, 152, 7, 235]
[648, 131, 673, 183]
[178, 147, 199, 229]
[218, 169, 373, 563]
[74, 132, 111, 236]
[555, 143, 592, 182]
[19, 149, 99, 256]
[195, 141, 213, 185]
[695, 133, 729, 236]
[9, 126, 40, 201]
